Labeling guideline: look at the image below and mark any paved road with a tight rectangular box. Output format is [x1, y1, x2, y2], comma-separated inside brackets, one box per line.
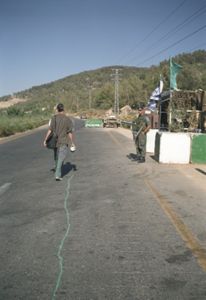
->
[1, 122, 206, 300]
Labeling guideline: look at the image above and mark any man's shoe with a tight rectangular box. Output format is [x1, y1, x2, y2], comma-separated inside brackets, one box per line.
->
[138, 158, 145, 163]
[132, 155, 141, 161]
[55, 177, 63, 181]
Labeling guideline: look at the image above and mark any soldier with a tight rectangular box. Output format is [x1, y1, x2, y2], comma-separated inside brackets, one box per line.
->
[132, 103, 151, 163]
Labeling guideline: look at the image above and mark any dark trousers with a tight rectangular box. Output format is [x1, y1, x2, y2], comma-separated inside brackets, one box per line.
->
[134, 132, 146, 158]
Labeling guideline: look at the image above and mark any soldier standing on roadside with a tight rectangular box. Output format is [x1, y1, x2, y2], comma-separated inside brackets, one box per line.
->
[132, 103, 151, 163]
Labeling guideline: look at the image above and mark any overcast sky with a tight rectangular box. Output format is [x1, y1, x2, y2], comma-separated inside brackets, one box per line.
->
[0, 0, 206, 96]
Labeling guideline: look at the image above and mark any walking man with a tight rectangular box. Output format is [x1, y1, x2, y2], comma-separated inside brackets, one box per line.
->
[132, 103, 151, 163]
[44, 103, 75, 181]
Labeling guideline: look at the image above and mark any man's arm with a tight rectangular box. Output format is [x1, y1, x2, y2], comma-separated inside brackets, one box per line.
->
[43, 129, 52, 147]
[43, 116, 55, 146]
[143, 116, 151, 134]
[67, 117, 75, 146]
[143, 124, 151, 134]
[68, 132, 74, 145]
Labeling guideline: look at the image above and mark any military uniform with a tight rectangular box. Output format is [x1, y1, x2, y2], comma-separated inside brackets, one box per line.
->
[132, 114, 150, 162]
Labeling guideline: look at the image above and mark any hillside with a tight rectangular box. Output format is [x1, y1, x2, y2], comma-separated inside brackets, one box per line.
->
[1, 50, 206, 115]
[0, 98, 27, 109]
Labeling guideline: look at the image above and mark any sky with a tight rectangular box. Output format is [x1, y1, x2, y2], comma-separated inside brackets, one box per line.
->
[0, 0, 206, 96]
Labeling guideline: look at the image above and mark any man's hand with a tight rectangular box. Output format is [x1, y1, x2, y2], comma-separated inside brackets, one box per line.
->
[43, 129, 52, 147]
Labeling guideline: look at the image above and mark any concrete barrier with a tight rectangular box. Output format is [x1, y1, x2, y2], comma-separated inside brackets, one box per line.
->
[85, 119, 103, 128]
[155, 132, 191, 164]
[146, 129, 158, 153]
[190, 133, 206, 164]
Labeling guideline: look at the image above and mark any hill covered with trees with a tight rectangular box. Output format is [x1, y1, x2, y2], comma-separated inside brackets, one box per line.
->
[1, 50, 206, 115]
[0, 50, 206, 137]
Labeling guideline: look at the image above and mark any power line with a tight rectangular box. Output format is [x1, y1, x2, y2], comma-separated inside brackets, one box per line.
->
[127, 4, 206, 65]
[189, 42, 206, 52]
[115, 0, 188, 65]
[135, 24, 206, 66]
[156, 5, 206, 45]
[111, 69, 121, 115]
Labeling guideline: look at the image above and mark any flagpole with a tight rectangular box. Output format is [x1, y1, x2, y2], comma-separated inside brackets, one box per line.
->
[159, 73, 163, 130]
[169, 57, 173, 131]
[159, 97, 162, 130]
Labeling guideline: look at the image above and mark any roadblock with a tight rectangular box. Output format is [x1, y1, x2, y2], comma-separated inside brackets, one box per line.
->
[146, 129, 158, 153]
[85, 119, 103, 128]
[154, 132, 191, 164]
[153, 131, 206, 164]
[191, 134, 206, 164]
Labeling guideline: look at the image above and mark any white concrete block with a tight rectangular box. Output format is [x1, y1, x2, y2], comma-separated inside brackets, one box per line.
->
[146, 129, 158, 153]
[155, 132, 191, 164]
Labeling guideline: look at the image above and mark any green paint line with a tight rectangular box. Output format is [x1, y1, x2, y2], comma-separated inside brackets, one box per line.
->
[0, 182, 11, 197]
[52, 174, 74, 300]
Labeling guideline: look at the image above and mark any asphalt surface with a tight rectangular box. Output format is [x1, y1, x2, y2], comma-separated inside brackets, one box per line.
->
[1, 120, 206, 300]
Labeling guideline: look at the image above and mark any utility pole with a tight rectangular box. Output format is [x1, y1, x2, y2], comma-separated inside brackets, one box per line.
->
[76, 96, 79, 112]
[86, 77, 94, 110]
[88, 88, 92, 109]
[111, 69, 121, 115]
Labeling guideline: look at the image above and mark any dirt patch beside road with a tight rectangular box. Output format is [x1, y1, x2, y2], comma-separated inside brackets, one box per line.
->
[0, 97, 27, 109]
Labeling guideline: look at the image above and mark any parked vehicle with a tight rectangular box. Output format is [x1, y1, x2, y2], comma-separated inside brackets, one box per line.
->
[103, 115, 120, 128]
[80, 114, 87, 119]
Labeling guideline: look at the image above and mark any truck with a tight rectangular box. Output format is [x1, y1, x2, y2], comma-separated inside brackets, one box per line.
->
[103, 115, 120, 128]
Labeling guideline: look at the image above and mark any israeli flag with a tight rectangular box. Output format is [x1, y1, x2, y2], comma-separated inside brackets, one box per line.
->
[148, 100, 157, 110]
[150, 76, 164, 101]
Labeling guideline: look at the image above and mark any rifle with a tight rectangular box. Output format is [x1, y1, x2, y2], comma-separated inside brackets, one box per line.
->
[132, 126, 143, 141]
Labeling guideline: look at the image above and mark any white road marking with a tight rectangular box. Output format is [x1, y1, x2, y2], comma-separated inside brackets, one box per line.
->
[0, 183, 11, 197]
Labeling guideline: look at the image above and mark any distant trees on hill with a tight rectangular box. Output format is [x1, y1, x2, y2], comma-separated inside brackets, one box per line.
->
[1, 50, 206, 114]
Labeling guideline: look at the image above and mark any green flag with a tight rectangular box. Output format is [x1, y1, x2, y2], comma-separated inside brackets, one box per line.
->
[170, 57, 182, 90]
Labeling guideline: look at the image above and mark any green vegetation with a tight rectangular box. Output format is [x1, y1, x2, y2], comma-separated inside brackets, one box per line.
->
[0, 102, 52, 137]
[0, 50, 206, 137]
[0, 115, 47, 137]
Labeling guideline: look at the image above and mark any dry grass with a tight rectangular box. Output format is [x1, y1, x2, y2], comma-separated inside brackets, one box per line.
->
[0, 97, 27, 109]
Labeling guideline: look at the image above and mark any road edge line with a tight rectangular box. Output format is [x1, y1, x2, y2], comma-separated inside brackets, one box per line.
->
[145, 179, 206, 272]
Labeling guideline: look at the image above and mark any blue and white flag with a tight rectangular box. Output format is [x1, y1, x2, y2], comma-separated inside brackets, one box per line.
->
[148, 100, 157, 110]
[148, 75, 163, 110]
[150, 76, 164, 101]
